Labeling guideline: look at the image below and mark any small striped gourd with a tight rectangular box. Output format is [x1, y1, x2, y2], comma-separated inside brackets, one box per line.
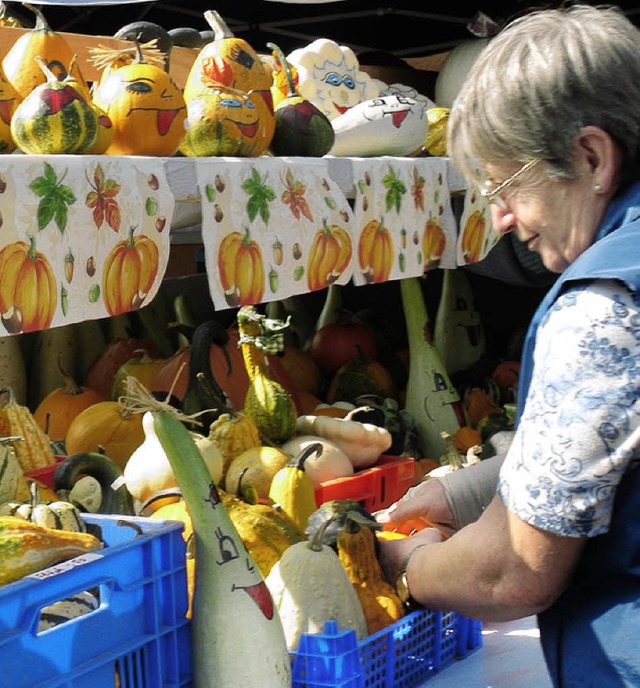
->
[11, 56, 97, 155]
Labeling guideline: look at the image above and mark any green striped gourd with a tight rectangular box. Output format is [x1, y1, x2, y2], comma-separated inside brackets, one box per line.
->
[11, 56, 97, 155]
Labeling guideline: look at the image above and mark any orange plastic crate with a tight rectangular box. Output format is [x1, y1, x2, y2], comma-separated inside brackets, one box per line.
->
[314, 455, 415, 512]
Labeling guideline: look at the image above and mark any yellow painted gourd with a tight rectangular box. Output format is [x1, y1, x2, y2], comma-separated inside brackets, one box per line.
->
[182, 10, 273, 104]
[2, 3, 90, 100]
[92, 42, 186, 156]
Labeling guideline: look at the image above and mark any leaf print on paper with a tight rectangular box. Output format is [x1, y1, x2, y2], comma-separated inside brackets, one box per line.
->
[281, 168, 313, 222]
[383, 166, 407, 214]
[29, 162, 76, 233]
[242, 167, 275, 224]
[85, 163, 122, 232]
[411, 165, 426, 212]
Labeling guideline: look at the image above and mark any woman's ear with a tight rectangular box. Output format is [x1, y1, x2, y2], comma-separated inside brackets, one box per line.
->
[575, 125, 620, 192]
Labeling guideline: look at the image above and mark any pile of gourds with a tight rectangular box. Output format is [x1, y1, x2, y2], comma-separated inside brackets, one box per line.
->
[0, 3, 434, 158]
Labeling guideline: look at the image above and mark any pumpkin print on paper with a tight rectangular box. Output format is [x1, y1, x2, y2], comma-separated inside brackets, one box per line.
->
[0, 237, 57, 334]
[218, 228, 265, 307]
[92, 52, 187, 156]
[422, 217, 446, 271]
[307, 220, 352, 291]
[358, 218, 394, 283]
[460, 209, 487, 264]
[102, 225, 160, 315]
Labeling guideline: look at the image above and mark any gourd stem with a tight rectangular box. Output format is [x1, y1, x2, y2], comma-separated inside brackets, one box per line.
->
[308, 513, 338, 552]
[267, 42, 297, 98]
[204, 9, 234, 39]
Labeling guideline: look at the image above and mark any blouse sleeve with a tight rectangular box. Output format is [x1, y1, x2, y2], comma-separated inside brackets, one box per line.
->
[497, 280, 640, 537]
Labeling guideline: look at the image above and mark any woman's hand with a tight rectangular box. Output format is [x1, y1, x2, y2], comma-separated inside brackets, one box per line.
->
[376, 478, 457, 536]
[377, 527, 443, 590]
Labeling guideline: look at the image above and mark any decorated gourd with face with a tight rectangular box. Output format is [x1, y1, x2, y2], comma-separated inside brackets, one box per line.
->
[180, 85, 274, 158]
[329, 94, 428, 157]
[92, 49, 186, 156]
[286, 38, 379, 121]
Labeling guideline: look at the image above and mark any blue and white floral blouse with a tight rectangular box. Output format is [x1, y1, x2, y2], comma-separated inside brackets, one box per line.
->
[498, 280, 640, 537]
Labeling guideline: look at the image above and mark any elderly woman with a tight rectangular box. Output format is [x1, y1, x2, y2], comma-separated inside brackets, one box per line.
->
[377, 5, 640, 686]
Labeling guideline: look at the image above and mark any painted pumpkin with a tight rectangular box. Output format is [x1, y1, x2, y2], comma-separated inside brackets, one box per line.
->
[0, 237, 56, 334]
[92, 48, 186, 156]
[180, 85, 275, 158]
[2, 4, 90, 101]
[358, 219, 394, 283]
[218, 228, 265, 307]
[423, 217, 446, 271]
[307, 220, 352, 291]
[102, 226, 160, 316]
[183, 10, 273, 107]
[460, 210, 487, 264]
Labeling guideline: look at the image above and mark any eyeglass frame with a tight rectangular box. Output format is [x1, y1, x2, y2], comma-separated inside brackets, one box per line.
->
[480, 158, 542, 210]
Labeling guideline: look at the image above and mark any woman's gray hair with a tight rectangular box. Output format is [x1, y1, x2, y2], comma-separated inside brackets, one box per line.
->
[447, 4, 640, 186]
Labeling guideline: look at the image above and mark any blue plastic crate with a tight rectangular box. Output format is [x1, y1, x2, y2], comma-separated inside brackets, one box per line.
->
[292, 609, 482, 688]
[0, 514, 192, 688]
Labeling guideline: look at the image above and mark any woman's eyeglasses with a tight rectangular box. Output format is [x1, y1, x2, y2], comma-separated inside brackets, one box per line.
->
[480, 158, 541, 210]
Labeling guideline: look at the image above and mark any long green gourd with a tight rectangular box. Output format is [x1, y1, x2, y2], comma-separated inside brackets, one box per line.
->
[153, 410, 291, 688]
[433, 268, 486, 376]
[400, 276, 467, 458]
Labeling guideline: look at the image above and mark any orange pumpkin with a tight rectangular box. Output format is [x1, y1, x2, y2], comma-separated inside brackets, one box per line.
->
[0, 237, 56, 334]
[152, 326, 300, 413]
[358, 219, 394, 283]
[102, 226, 160, 316]
[218, 228, 265, 307]
[180, 85, 275, 158]
[92, 47, 186, 156]
[307, 220, 353, 291]
[64, 400, 145, 471]
[33, 363, 105, 441]
[278, 345, 323, 395]
[460, 210, 487, 264]
[422, 217, 446, 271]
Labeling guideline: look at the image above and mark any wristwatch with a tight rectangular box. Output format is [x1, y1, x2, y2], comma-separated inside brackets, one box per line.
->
[396, 544, 427, 604]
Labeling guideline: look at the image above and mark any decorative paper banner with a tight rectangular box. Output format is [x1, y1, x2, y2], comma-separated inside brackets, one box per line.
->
[457, 184, 502, 265]
[348, 156, 457, 287]
[0, 154, 172, 336]
[196, 157, 356, 310]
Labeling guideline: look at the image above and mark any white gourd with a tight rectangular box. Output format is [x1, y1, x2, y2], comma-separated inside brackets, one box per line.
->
[265, 519, 368, 651]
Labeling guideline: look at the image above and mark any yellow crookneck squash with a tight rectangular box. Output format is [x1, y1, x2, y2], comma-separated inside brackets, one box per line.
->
[336, 511, 405, 635]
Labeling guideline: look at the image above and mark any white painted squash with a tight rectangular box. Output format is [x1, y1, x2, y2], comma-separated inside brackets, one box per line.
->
[329, 94, 427, 157]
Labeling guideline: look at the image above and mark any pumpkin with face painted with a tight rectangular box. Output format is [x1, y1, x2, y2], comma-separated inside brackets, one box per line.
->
[180, 85, 275, 157]
[329, 94, 428, 157]
[92, 47, 186, 156]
